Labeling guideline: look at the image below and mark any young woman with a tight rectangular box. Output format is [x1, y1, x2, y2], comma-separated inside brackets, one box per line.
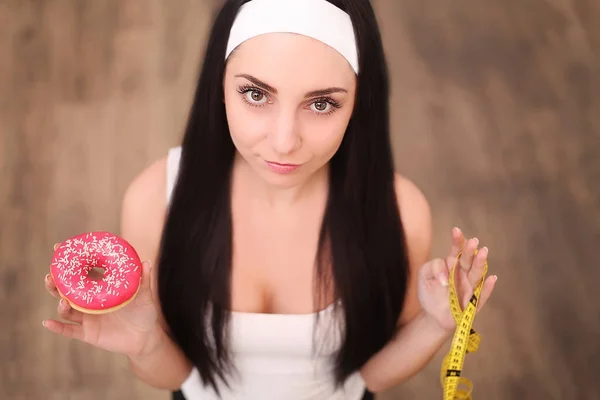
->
[43, 0, 497, 399]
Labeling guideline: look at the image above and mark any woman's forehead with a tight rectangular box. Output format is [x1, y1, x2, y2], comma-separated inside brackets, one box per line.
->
[226, 33, 355, 90]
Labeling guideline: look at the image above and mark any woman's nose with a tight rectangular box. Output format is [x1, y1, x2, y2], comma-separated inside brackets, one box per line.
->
[269, 110, 301, 155]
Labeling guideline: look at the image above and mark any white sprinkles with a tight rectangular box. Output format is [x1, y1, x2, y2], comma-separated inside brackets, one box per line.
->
[51, 233, 141, 307]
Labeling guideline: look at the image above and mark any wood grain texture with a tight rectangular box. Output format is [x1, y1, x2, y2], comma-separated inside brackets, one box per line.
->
[1, 0, 598, 399]
[376, 0, 600, 399]
[1, 1, 212, 399]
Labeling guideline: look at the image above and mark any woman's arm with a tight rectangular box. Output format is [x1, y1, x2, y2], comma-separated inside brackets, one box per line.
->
[360, 174, 442, 392]
[360, 311, 451, 392]
[393, 175, 433, 326]
[120, 156, 193, 389]
[127, 325, 193, 390]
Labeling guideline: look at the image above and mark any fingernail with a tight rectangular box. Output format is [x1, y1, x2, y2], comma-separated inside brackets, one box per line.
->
[439, 273, 449, 287]
[45, 274, 50, 282]
[482, 246, 489, 254]
[60, 299, 66, 307]
[142, 260, 152, 269]
[42, 321, 47, 327]
[492, 275, 498, 283]
[473, 237, 479, 246]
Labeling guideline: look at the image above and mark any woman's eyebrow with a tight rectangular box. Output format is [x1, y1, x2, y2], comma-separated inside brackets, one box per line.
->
[235, 74, 348, 98]
[304, 87, 347, 98]
[235, 74, 277, 93]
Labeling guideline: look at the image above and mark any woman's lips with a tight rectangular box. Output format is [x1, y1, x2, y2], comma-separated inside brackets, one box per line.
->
[265, 161, 302, 174]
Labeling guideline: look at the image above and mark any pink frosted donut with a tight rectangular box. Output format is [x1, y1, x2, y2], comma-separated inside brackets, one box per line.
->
[50, 231, 143, 314]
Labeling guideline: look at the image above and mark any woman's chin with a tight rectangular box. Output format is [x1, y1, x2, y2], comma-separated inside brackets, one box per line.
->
[259, 169, 305, 188]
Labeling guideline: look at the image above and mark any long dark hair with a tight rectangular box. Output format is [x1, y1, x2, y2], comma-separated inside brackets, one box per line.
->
[157, 0, 410, 394]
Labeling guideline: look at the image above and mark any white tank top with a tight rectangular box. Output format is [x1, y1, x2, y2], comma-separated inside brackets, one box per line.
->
[165, 147, 367, 399]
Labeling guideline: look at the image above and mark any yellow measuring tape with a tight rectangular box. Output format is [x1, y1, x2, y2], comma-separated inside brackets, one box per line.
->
[440, 250, 488, 400]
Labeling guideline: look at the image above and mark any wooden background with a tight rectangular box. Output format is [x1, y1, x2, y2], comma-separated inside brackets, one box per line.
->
[1, 0, 599, 399]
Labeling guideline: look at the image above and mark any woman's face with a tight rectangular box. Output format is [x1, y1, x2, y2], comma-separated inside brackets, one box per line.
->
[223, 33, 357, 188]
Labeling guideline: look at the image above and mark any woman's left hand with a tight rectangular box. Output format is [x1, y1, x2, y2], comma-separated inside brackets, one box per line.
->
[417, 227, 497, 332]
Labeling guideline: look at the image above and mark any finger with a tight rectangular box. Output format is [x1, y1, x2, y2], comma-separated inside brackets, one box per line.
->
[42, 319, 85, 341]
[422, 258, 449, 287]
[149, 261, 159, 304]
[141, 260, 158, 306]
[449, 227, 466, 259]
[140, 260, 154, 293]
[53, 242, 61, 251]
[476, 275, 497, 311]
[459, 237, 479, 272]
[45, 274, 61, 300]
[145, 259, 168, 327]
[468, 246, 488, 288]
[57, 299, 83, 324]
[446, 228, 466, 272]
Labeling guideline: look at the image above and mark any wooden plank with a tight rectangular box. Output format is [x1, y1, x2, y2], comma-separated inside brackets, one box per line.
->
[1, 0, 598, 399]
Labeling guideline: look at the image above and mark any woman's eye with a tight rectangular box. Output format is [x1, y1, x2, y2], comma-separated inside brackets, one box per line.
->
[311, 101, 330, 113]
[247, 90, 266, 103]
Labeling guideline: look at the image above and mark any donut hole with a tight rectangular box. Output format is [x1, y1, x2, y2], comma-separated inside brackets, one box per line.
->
[88, 266, 106, 281]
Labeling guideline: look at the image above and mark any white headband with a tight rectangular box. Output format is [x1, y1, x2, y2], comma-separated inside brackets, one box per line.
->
[225, 0, 359, 74]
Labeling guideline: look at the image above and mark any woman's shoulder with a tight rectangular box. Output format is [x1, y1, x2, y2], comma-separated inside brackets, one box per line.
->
[119, 149, 173, 264]
[393, 172, 433, 323]
[123, 153, 170, 214]
[393, 172, 432, 261]
[393, 173, 431, 232]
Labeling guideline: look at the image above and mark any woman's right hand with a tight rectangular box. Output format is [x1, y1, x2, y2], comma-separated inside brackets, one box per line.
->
[43, 243, 163, 358]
